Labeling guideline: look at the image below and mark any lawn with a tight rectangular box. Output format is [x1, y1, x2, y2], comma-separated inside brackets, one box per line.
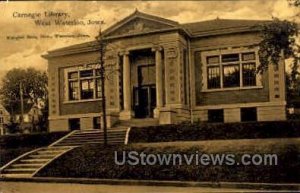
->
[36, 138, 300, 183]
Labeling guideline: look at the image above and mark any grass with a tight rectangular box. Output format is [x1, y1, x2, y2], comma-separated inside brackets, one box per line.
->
[36, 138, 300, 183]
[0, 132, 68, 167]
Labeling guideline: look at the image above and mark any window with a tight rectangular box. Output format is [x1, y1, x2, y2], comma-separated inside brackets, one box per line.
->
[208, 109, 224, 123]
[242, 63, 256, 86]
[222, 53, 239, 63]
[208, 66, 221, 89]
[0, 117, 3, 124]
[96, 79, 102, 98]
[223, 64, 240, 88]
[205, 51, 258, 90]
[67, 68, 101, 101]
[242, 52, 255, 61]
[69, 118, 80, 131]
[81, 79, 94, 99]
[80, 70, 93, 78]
[241, 107, 257, 122]
[138, 65, 156, 85]
[93, 117, 101, 129]
[207, 55, 219, 64]
[69, 81, 79, 100]
[207, 55, 221, 89]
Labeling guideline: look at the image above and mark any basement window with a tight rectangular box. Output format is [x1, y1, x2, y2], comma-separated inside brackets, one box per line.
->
[241, 107, 257, 122]
[93, 117, 101, 130]
[69, 118, 80, 131]
[208, 109, 224, 123]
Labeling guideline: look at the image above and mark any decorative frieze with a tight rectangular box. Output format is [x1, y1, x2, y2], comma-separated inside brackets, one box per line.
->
[166, 47, 178, 59]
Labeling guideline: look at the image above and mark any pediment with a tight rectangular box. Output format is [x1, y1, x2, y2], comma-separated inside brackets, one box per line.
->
[103, 11, 179, 37]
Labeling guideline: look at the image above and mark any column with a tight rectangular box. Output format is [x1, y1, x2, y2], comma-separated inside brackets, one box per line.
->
[152, 46, 163, 118]
[123, 51, 131, 111]
[119, 50, 133, 120]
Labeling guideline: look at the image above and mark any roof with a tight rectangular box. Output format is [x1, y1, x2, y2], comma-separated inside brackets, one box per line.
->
[43, 11, 270, 58]
[182, 18, 269, 36]
[102, 9, 179, 37]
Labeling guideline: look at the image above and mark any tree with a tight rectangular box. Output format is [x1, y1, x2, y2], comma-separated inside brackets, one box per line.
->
[257, 0, 299, 76]
[1, 68, 48, 107]
[257, 18, 299, 74]
[96, 27, 108, 146]
[0, 68, 48, 132]
[288, 0, 300, 7]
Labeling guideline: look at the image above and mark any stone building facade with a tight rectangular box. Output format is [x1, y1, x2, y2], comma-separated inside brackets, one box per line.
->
[43, 11, 286, 132]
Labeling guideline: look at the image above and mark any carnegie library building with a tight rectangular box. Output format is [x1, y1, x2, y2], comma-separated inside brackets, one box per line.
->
[43, 11, 286, 132]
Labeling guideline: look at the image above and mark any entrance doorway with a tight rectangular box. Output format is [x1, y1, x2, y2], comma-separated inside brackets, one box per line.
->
[134, 64, 156, 118]
[134, 86, 156, 118]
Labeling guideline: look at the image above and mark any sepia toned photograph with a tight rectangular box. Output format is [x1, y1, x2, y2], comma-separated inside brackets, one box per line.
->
[0, 0, 299, 192]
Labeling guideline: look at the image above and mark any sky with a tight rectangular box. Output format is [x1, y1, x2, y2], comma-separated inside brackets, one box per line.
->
[0, 0, 299, 81]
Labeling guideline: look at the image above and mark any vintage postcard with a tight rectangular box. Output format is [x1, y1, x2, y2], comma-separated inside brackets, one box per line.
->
[0, 0, 299, 192]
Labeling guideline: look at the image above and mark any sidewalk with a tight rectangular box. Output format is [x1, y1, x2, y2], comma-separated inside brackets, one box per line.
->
[1, 177, 300, 191]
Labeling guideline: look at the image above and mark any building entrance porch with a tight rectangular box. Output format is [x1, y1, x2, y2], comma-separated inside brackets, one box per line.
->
[119, 47, 163, 120]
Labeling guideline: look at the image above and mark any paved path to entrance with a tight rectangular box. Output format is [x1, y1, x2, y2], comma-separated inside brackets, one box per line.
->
[0, 181, 285, 193]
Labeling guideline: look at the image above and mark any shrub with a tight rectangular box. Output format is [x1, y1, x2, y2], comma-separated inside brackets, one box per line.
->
[129, 121, 300, 143]
[0, 132, 69, 149]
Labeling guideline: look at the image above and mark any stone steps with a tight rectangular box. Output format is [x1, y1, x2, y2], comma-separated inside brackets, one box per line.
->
[29, 154, 57, 159]
[11, 163, 43, 168]
[1, 174, 32, 178]
[1, 127, 130, 178]
[1, 146, 74, 178]
[51, 127, 129, 147]
[54, 139, 125, 146]
[3, 168, 37, 173]
[19, 159, 50, 163]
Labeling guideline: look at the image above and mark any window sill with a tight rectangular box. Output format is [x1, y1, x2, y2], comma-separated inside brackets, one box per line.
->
[63, 98, 103, 104]
[202, 86, 263, 93]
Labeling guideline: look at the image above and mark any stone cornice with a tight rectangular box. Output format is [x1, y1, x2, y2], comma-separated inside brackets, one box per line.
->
[42, 21, 261, 59]
[42, 28, 181, 59]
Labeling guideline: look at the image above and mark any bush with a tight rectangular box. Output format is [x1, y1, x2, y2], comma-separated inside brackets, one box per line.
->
[0, 132, 69, 149]
[129, 121, 300, 143]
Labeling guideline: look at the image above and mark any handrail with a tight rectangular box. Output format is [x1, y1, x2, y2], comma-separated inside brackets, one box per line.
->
[124, 127, 131, 145]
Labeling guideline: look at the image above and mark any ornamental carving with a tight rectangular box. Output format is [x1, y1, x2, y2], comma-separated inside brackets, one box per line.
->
[124, 20, 152, 34]
[166, 47, 178, 58]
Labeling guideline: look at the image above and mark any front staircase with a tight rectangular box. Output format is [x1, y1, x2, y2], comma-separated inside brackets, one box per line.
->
[1, 127, 130, 178]
[1, 119, 155, 178]
[0, 146, 74, 178]
[50, 127, 129, 146]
